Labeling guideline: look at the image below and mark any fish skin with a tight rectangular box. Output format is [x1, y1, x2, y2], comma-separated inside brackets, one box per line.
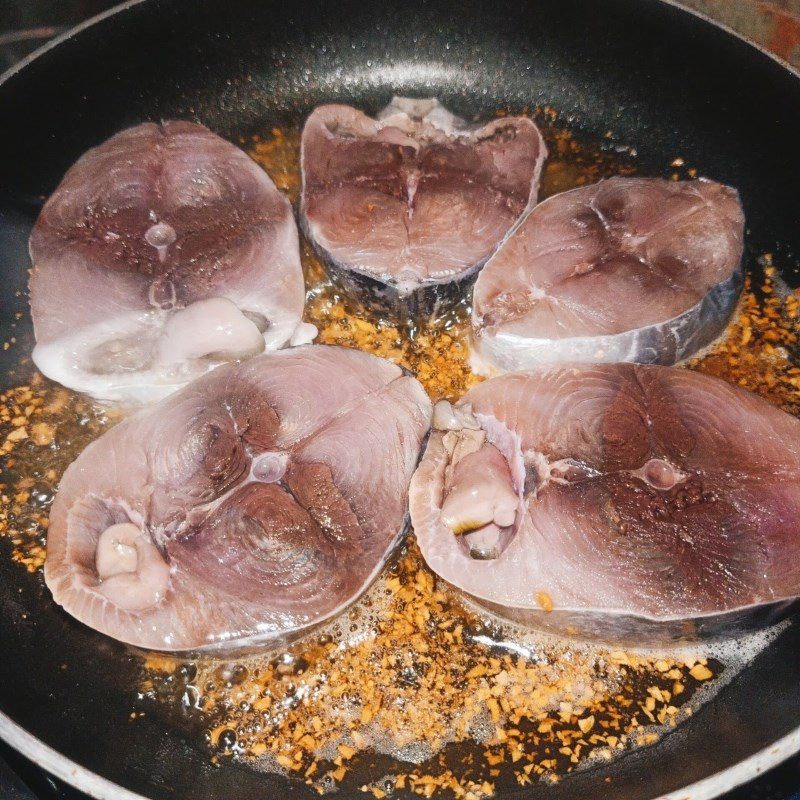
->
[29, 121, 307, 402]
[409, 364, 800, 644]
[44, 345, 432, 652]
[472, 177, 745, 371]
[300, 97, 546, 319]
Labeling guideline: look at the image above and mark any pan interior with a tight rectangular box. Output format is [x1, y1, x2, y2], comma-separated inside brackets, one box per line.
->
[0, 1, 800, 799]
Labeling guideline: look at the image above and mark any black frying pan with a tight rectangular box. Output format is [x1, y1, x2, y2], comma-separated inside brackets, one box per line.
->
[1, 1, 800, 798]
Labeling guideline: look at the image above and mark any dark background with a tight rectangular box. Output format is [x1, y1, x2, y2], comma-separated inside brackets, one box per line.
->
[1, 1, 800, 799]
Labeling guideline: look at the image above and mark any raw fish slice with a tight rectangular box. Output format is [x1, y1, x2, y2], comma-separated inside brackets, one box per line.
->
[301, 97, 546, 318]
[169, 482, 349, 607]
[472, 177, 744, 371]
[291, 376, 432, 550]
[409, 365, 800, 644]
[29, 121, 312, 403]
[45, 345, 432, 652]
[228, 344, 404, 449]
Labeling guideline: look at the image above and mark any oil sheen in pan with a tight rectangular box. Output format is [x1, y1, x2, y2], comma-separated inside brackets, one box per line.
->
[138, 551, 789, 793]
[2, 114, 797, 796]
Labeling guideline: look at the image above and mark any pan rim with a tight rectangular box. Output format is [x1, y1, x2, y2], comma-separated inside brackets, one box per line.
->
[0, 0, 147, 88]
[3, 697, 800, 800]
[1, 0, 799, 798]
[0, 712, 148, 800]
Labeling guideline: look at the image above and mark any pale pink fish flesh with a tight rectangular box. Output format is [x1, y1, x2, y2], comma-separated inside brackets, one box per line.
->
[44, 345, 432, 652]
[472, 177, 744, 371]
[410, 364, 800, 644]
[29, 121, 312, 403]
[300, 97, 547, 319]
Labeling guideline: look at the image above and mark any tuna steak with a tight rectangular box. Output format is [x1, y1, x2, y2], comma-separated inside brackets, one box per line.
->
[29, 121, 313, 403]
[301, 97, 546, 318]
[45, 345, 432, 652]
[472, 177, 744, 371]
[409, 365, 800, 644]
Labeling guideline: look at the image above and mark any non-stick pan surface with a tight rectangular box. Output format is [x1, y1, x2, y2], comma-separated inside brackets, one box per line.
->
[1, 1, 800, 798]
